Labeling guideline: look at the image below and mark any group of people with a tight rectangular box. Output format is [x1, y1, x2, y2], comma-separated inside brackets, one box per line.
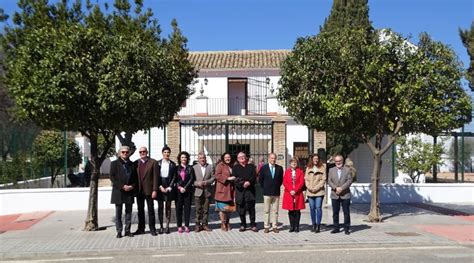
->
[110, 145, 353, 238]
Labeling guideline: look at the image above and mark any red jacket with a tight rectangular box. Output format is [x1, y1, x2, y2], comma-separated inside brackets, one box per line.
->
[282, 167, 306, 211]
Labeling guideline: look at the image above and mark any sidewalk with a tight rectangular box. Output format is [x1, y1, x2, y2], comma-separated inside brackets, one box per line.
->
[0, 203, 472, 258]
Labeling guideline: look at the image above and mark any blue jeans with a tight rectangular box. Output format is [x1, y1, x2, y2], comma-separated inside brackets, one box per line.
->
[308, 196, 323, 225]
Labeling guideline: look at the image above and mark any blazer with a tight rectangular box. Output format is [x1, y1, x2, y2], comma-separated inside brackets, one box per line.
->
[176, 164, 196, 193]
[258, 163, 284, 196]
[110, 158, 138, 204]
[304, 164, 327, 197]
[327, 166, 352, 200]
[157, 159, 177, 201]
[282, 167, 306, 211]
[233, 163, 257, 204]
[193, 163, 215, 197]
[214, 162, 234, 202]
[135, 158, 159, 196]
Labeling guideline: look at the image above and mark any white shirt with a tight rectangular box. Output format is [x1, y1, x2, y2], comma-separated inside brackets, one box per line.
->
[200, 164, 206, 177]
[161, 159, 170, 178]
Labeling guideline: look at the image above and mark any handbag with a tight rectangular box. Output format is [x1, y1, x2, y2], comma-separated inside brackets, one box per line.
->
[223, 201, 236, 213]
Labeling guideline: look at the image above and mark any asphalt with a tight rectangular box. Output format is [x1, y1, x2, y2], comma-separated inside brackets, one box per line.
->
[0, 202, 472, 261]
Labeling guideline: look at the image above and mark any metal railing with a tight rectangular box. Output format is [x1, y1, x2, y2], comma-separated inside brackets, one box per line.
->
[178, 97, 267, 116]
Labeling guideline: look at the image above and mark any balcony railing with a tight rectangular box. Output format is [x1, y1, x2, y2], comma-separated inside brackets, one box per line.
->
[179, 97, 268, 116]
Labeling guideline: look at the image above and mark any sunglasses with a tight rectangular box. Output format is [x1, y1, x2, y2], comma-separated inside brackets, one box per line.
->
[139, 151, 147, 153]
[121, 151, 129, 154]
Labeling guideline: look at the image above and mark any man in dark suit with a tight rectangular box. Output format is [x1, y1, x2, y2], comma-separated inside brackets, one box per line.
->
[110, 146, 138, 238]
[133, 146, 159, 236]
[258, 153, 284, 233]
[328, 154, 353, 235]
[233, 152, 258, 232]
[193, 152, 215, 232]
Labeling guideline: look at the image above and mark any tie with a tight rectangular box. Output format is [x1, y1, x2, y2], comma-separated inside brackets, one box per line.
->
[270, 166, 274, 179]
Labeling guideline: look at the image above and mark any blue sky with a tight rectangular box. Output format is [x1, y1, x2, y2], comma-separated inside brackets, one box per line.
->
[2, 0, 474, 128]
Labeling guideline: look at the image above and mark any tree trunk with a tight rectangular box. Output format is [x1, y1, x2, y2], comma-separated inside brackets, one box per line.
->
[84, 134, 101, 231]
[368, 152, 382, 222]
[50, 167, 56, 187]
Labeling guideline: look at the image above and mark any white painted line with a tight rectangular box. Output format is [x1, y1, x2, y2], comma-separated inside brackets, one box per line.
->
[204, 252, 244, 256]
[151, 254, 185, 258]
[265, 246, 465, 253]
[3, 257, 114, 262]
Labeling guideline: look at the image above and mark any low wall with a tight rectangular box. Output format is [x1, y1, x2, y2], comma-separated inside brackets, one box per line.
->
[0, 175, 68, 189]
[1, 183, 473, 215]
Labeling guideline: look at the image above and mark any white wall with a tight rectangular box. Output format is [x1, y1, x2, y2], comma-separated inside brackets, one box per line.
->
[348, 183, 474, 203]
[2, 183, 472, 215]
[348, 138, 394, 183]
[0, 187, 115, 215]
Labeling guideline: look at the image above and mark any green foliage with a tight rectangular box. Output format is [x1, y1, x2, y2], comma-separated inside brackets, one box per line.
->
[396, 136, 443, 183]
[321, 0, 372, 33]
[0, 0, 196, 230]
[279, 28, 471, 143]
[31, 130, 81, 185]
[459, 22, 474, 90]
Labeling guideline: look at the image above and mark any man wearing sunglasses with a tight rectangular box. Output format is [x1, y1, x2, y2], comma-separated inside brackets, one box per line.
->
[110, 146, 138, 238]
[133, 146, 159, 236]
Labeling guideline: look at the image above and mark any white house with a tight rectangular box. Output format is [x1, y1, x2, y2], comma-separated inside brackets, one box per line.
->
[78, 49, 393, 183]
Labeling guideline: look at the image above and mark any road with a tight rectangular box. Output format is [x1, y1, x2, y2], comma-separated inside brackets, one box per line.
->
[1, 243, 473, 263]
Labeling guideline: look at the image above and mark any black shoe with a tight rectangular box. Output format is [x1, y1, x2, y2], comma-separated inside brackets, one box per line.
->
[316, 224, 321, 233]
[133, 229, 145, 235]
[289, 227, 294, 233]
[158, 228, 164, 235]
[116, 232, 122, 238]
[125, 232, 134, 237]
[295, 227, 299, 233]
[239, 226, 246, 232]
[150, 230, 157, 236]
[311, 224, 316, 232]
[345, 229, 350, 235]
[330, 229, 340, 234]
[165, 227, 170, 234]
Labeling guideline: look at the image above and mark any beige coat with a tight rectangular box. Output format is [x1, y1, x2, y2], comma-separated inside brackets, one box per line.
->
[304, 164, 326, 197]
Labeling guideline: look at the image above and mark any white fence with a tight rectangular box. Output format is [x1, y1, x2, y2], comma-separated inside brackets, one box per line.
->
[1, 183, 473, 215]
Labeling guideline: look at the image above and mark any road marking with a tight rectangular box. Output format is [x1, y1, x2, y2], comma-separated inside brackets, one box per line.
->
[265, 245, 466, 253]
[2, 257, 114, 262]
[204, 252, 244, 255]
[151, 254, 185, 258]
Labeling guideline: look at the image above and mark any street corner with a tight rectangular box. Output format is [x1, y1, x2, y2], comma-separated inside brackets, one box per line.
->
[0, 211, 54, 232]
[415, 224, 474, 243]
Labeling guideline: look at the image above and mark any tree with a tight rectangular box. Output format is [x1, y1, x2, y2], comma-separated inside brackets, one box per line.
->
[321, 0, 372, 33]
[459, 22, 474, 90]
[396, 136, 443, 183]
[1, 0, 196, 230]
[31, 131, 81, 186]
[279, 26, 471, 222]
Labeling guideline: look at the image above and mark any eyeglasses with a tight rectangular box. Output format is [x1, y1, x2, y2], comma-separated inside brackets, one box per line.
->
[139, 151, 147, 153]
[121, 151, 129, 154]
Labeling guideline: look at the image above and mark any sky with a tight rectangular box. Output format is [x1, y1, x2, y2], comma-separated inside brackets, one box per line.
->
[1, 0, 474, 127]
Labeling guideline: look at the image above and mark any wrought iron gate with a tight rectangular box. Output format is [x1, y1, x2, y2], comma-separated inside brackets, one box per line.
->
[180, 118, 273, 165]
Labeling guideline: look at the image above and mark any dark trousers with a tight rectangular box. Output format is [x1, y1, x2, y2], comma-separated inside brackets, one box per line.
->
[288, 210, 301, 229]
[331, 198, 351, 230]
[115, 203, 132, 233]
[237, 200, 256, 227]
[136, 191, 156, 231]
[157, 200, 172, 228]
[194, 194, 210, 226]
[176, 191, 192, 227]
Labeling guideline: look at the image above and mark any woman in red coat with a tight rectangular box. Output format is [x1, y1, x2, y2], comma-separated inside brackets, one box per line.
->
[282, 157, 306, 232]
